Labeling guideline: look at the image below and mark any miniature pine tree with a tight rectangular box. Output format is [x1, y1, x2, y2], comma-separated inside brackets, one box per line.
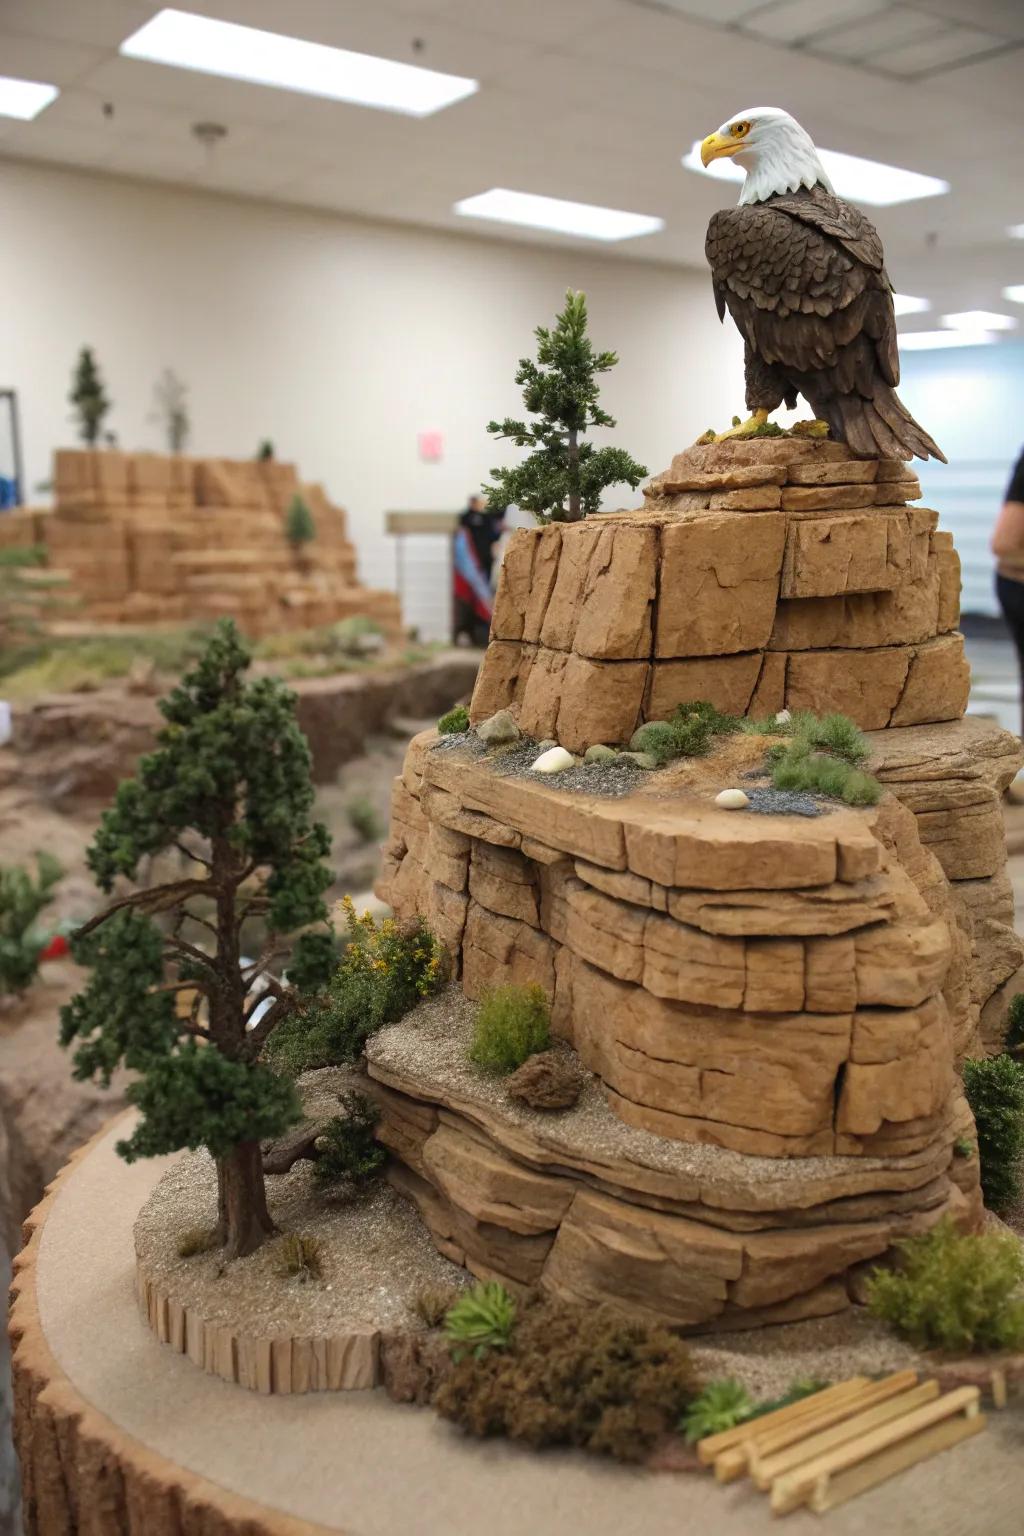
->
[285, 493, 316, 548]
[152, 367, 190, 453]
[484, 289, 647, 524]
[68, 346, 111, 446]
[59, 620, 337, 1258]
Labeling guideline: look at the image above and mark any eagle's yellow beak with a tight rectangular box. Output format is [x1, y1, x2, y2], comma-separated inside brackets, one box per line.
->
[701, 130, 743, 167]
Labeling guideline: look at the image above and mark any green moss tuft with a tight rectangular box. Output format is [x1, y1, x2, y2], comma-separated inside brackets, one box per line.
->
[865, 1217, 1024, 1352]
[469, 983, 550, 1073]
[437, 704, 471, 735]
[444, 1281, 517, 1359]
[682, 1379, 754, 1443]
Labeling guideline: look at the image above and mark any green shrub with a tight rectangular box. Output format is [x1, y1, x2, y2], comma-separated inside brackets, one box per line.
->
[963, 1054, 1024, 1211]
[1006, 993, 1024, 1053]
[769, 740, 881, 806]
[953, 1136, 974, 1159]
[267, 899, 444, 1074]
[0, 852, 62, 996]
[438, 704, 470, 735]
[285, 493, 316, 547]
[629, 720, 683, 766]
[435, 1297, 700, 1462]
[275, 1233, 323, 1281]
[795, 711, 869, 765]
[682, 1379, 754, 1443]
[629, 701, 741, 768]
[346, 794, 383, 844]
[865, 1217, 1024, 1352]
[444, 1281, 517, 1360]
[313, 1090, 387, 1188]
[469, 983, 550, 1073]
[285, 929, 342, 994]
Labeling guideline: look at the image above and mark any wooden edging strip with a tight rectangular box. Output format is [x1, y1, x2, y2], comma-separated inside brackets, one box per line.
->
[748, 1369, 919, 1464]
[700, 1377, 870, 1477]
[770, 1386, 982, 1516]
[752, 1381, 939, 1489]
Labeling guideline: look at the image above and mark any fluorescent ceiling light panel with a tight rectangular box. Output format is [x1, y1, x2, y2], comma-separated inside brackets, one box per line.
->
[899, 329, 996, 350]
[1003, 286, 1024, 305]
[942, 310, 1017, 332]
[0, 75, 59, 120]
[682, 142, 948, 206]
[892, 293, 930, 317]
[120, 8, 477, 117]
[453, 189, 664, 242]
[1009, 225, 1024, 240]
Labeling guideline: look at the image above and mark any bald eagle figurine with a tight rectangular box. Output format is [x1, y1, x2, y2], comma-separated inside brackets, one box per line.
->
[702, 107, 945, 462]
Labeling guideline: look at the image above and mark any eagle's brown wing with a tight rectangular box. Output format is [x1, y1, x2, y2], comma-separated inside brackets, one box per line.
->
[705, 189, 943, 461]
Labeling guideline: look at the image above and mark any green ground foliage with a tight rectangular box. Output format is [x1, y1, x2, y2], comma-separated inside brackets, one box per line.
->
[285, 493, 317, 547]
[469, 983, 550, 1073]
[312, 1090, 387, 1188]
[345, 793, 383, 844]
[865, 1217, 1024, 1352]
[275, 1233, 323, 1281]
[0, 852, 62, 997]
[437, 704, 470, 735]
[435, 1297, 700, 1463]
[765, 710, 880, 806]
[444, 1281, 517, 1361]
[963, 1054, 1024, 1211]
[59, 620, 336, 1258]
[268, 897, 444, 1074]
[682, 1379, 754, 1443]
[0, 626, 211, 699]
[484, 289, 647, 524]
[629, 699, 741, 767]
[0, 545, 70, 660]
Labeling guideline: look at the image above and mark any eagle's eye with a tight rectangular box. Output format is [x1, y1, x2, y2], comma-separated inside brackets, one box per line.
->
[731, 121, 751, 138]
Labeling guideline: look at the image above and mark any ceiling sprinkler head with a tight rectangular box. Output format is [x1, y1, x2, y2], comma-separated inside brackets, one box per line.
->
[191, 120, 228, 149]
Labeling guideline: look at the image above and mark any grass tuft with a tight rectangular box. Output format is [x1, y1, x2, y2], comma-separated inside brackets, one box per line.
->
[275, 1233, 324, 1282]
[469, 983, 550, 1073]
[177, 1225, 219, 1258]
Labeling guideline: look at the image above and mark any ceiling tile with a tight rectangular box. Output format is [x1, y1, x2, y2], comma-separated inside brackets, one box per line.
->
[0, 29, 108, 86]
[743, 0, 891, 45]
[881, 25, 1007, 74]
[0, 0, 150, 49]
[815, 8, 943, 57]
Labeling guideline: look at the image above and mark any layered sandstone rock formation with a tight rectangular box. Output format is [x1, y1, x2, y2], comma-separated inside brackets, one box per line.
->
[0, 448, 400, 639]
[373, 437, 1021, 1331]
[472, 439, 967, 750]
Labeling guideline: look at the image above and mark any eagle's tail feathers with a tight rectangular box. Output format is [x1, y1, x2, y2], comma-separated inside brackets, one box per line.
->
[832, 385, 947, 464]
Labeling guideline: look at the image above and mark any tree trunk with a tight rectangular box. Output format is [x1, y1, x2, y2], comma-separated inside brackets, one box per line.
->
[216, 1140, 276, 1258]
[567, 426, 581, 521]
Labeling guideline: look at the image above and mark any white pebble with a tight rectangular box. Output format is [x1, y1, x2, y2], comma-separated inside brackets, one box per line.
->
[715, 788, 750, 810]
[774, 708, 792, 724]
[531, 746, 574, 774]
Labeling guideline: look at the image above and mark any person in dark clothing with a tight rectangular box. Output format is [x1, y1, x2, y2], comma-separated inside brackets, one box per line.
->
[992, 449, 1024, 736]
[452, 495, 507, 646]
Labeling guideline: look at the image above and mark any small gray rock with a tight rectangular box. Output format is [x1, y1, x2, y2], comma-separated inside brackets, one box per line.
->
[477, 709, 520, 746]
[537, 738, 558, 752]
[583, 744, 619, 764]
[619, 751, 659, 770]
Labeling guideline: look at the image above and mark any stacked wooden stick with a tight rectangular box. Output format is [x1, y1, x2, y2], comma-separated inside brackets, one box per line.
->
[697, 1371, 984, 1516]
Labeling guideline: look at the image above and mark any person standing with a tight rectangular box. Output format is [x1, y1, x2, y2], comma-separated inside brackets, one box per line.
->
[452, 495, 507, 646]
[991, 447, 1024, 736]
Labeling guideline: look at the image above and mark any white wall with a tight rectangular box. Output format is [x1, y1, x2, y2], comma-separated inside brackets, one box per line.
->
[0, 157, 744, 630]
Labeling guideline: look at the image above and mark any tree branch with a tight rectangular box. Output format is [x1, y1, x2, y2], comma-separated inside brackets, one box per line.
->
[244, 991, 297, 1053]
[74, 879, 220, 940]
[174, 840, 212, 870]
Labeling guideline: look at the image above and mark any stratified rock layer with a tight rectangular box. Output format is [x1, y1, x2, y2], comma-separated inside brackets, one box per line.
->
[0, 448, 401, 639]
[374, 438, 1016, 1329]
[471, 440, 967, 749]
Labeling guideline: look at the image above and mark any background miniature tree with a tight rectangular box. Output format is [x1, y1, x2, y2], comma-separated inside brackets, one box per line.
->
[68, 346, 111, 446]
[484, 289, 647, 523]
[285, 492, 316, 550]
[1, 852, 62, 998]
[59, 620, 336, 1258]
[151, 367, 190, 453]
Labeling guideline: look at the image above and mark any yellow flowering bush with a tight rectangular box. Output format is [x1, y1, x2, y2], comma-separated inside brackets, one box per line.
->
[268, 897, 444, 1074]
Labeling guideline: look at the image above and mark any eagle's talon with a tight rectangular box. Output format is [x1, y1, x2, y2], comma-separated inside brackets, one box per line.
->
[713, 409, 771, 441]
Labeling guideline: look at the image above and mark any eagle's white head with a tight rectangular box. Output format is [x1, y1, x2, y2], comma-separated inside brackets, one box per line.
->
[700, 107, 834, 206]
